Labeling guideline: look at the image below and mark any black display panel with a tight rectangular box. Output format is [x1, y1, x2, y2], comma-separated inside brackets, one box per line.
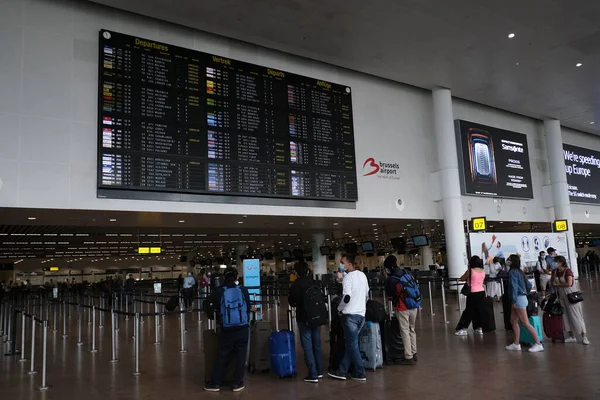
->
[455, 120, 534, 199]
[563, 143, 600, 205]
[97, 30, 357, 203]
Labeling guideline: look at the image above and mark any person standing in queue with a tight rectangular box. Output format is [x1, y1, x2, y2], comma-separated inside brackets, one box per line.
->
[204, 267, 253, 392]
[328, 254, 370, 382]
[289, 261, 327, 383]
[182, 272, 196, 309]
[455, 256, 486, 336]
[505, 254, 544, 353]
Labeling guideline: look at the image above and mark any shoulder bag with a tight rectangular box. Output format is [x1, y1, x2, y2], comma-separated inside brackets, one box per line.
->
[460, 271, 471, 296]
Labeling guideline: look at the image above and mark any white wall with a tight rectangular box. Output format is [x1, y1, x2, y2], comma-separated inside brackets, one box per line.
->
[0, 0, 598, 226]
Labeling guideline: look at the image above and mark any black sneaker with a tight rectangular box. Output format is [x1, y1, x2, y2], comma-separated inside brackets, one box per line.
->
[204, 384, 220, 392]
[328, 371, 347, 380]
[303, 376, 319, 383]
[232, 383, 245, 392]
[398, 358, 415, 366]
[351, 374, 367, 381]
[413, 353, 419, 362]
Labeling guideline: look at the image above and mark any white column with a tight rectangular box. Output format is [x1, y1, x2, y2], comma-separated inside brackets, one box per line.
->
[312, 233, 327, 277]
[432, 87, 468, 279]
[236, 245, 246, 275]
[544, 120, 578, 277]
[420, 246, 433, 270]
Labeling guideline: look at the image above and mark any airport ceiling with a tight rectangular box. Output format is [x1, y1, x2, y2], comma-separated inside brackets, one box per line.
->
[90, 0, 600, 135]
[1, 208, 598, 266]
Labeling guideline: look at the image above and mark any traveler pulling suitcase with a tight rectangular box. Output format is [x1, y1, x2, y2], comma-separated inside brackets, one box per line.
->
[269, 302, 297, 378]
[359, 321, 383, 371]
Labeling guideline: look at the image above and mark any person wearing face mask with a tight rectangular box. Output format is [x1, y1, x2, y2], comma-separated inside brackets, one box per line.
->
[328, 254, 370, 382]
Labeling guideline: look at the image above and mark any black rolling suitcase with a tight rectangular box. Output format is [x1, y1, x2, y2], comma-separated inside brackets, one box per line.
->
[165, 295, 179, 312]
[501, 292, 512, 331]
[382, 317, 404, 364]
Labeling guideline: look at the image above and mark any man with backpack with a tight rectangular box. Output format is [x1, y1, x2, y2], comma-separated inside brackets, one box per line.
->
[289, 261, 328, 383]
[384, 256, 421, 366]
[204, 267, 252, 393]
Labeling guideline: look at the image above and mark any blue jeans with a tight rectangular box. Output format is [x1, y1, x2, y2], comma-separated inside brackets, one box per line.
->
[297, 321, 323, 378]
[338, 314, 365, 377]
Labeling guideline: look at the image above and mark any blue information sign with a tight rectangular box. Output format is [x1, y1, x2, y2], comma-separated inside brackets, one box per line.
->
[243, 259, 261, 318]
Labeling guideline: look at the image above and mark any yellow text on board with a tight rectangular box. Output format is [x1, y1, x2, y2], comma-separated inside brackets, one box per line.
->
[150, 247, 162, 254]
[138, 247, 150, 254]
[472, 217, 487, 231]
[554, 220, 568, 232]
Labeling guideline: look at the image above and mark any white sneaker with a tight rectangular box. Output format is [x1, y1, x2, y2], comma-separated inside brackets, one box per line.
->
[565, 337, 577, 343]
[505, 343, 522, 351]
[582, 337, 590, 345]
[529, 343, 544, 353]
[475, 328, 483, 335]
[455, 329, 468, 336]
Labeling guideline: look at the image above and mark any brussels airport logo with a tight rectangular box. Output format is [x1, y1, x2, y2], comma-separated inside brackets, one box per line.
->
[362, 158, 400, 180]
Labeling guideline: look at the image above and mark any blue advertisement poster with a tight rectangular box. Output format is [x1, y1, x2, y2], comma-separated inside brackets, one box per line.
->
[243, 259, 261, 318]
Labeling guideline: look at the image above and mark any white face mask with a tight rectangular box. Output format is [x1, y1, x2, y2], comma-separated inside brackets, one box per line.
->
[234, 280, 239, 285]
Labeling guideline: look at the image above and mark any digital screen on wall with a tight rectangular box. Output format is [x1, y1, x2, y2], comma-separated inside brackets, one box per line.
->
[563, 143, 600, 204]
[97, 30, 357, 203]
[455, 120, 534, 199]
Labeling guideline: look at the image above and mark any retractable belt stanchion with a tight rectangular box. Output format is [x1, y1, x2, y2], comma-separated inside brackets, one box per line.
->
[52, 301, 58, 332]
[37, 320, 50, 391]
[77, 305, 83, 346]
[327, 294, 332, 329]
[28, 317, 37, 375]
[0, 300, 5, 337]
[110, 310, 119, 363]
[18, 312, 27, 362]
[197, 288, 201, 324]
[179, 301, 187, 354]
[62, 301, 68, 338]
[441, 278, 449, 324]
[90, 306, 98, 353]
[132, 312, 141, 376]
[154, 301, 161, 345]
[99, 297, 104, 329]
[428, 280, 435, 316]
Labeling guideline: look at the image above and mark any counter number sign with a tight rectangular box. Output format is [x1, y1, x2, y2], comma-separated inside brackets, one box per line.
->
[472, 217, 487, 232]
[554, 220, 568, 232]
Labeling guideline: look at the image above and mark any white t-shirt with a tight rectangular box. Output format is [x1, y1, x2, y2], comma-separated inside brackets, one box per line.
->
[338, 269, 370, 317]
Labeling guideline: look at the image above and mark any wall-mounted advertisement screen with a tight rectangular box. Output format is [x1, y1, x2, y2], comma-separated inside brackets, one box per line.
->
[455, 120, 534, 199]
[468, 232, 569, 267]
[563, 143, 600, 205]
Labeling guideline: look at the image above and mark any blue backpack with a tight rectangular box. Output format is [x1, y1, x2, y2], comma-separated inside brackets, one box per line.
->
[220, 286, 248, 328]
[392, 272, 422, 310]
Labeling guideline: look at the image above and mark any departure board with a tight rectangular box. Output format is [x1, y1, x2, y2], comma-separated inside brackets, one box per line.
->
[97, 30, 357, 203]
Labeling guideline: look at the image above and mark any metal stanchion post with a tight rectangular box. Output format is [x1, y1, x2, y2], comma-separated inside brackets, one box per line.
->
[110, 311, 119, 363]
[87, 297, 92, 325]
[197, 289, 201, 323]
[441, 278, 449, 324]
[5, 304, 12, 344]
[327, 294, 332, 329]
[179, 309, 187, 353]
[125, 295, 130, 321]
[18, 313, 27, 362]
[428, 281, 435, 316]
[133, 313, 141, 376]
[99, 297, 104, 329]
[52, 303, 58, 332]
[154, 302, 160, 345]
[0, 301, 4, 337]
[382, 289, 387, 313]
[28, 318, 37, 375]
[90, 306, 97, 353]
[77, 306, 83, 346]
[62, 302, 67, 338]
[37, 320, 50, 391]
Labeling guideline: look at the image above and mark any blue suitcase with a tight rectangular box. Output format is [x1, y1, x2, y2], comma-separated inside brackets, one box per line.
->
[269, 330, 297, 378]
[519, 315, 543, 344]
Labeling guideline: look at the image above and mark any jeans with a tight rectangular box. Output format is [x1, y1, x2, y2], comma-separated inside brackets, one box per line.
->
[338, 314, 365, 377]
[297, 321, 323, 378]
[210, 328, 249, 386]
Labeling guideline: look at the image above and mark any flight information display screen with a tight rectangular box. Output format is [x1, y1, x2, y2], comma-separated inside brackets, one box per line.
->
[97, 30, 357, 202]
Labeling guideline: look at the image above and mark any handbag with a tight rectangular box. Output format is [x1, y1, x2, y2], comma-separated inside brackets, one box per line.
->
[543, 294, 563, 316]
[460, 271, 471, 296]
[567, 291, 584, 304]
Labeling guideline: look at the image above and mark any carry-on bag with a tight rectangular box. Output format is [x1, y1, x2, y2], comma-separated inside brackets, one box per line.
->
[480, 296, 496, 332]
[542, 312, 565, 343]
[382, 301, 404, 364]
[165, 295, 179, 312]
[518, 315, 543, 345]
[359, 321, 383, 371]
[269, 302, 297, 378]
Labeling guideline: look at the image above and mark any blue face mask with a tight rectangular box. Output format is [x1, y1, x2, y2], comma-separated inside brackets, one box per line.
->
[339, 263, 345, 272]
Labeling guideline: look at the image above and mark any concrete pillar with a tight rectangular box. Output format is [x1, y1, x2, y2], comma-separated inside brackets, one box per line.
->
[544, 119, 578, 277]
[420, 246, 433, 270]
[432, 87, 469, 279]
[312, 233, 327, 277]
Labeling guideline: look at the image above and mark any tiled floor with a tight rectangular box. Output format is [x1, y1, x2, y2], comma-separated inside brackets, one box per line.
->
[2, 279, 600, 400]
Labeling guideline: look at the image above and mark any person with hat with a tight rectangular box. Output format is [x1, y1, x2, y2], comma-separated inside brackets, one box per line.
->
[204, 267, 253, 393]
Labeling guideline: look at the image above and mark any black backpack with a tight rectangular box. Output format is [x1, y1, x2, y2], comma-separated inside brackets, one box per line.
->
[303, 285, 328, 327]
[366, 300, 386, 323]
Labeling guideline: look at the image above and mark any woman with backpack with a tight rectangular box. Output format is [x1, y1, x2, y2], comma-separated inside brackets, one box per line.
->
[455, 256, 486, 336]
[505, 254, 544, 353]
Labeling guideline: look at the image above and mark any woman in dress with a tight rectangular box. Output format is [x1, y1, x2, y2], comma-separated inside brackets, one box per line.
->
[551, 256, 590, 345]
[486, 257, 503, 300]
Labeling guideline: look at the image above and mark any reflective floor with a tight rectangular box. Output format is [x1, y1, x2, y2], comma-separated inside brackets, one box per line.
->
[2, 279, 600, 400]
